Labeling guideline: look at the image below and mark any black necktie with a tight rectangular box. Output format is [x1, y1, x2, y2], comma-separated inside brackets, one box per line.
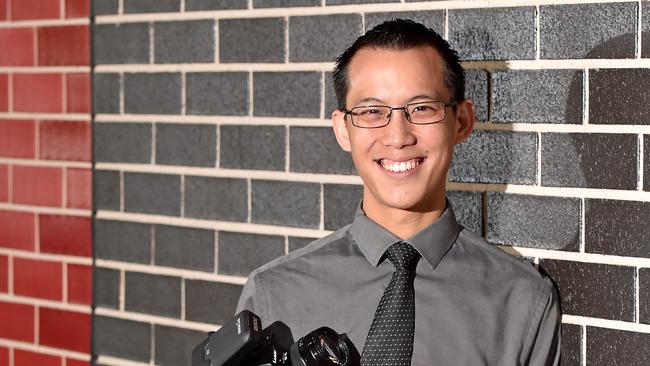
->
[361, 241, 421, 366]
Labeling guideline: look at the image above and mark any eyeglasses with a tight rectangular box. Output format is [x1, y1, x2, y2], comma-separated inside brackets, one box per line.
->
[343, 100, 456, 128]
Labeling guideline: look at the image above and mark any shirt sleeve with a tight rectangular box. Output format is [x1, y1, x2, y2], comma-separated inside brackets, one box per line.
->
[235, 270, 268, 320]
[525, 278, 561, 366]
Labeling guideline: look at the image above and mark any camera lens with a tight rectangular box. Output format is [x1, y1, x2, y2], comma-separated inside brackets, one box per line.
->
[290, 327, 351, 366]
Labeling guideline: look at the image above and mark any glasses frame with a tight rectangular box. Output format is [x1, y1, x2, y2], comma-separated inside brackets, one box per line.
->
[343, 100, 458, 129]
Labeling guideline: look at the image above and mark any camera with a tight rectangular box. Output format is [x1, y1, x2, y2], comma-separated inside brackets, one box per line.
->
[191, 310, 359, 366]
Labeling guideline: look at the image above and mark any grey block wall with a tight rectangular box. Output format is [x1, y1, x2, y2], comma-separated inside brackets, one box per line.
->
[92, 1, 650, 365]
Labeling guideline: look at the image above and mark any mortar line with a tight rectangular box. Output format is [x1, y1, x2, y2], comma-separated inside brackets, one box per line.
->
[638, 0, 643, 58]
[119, 269, 125, 311]
[215, 124, 221, 168]
[285, 235, 289, 255]
[62, 262, 68, 302]
[581, 324, 587, 366]
[119, 73, 125, 114]
[535, 5, 541, 60]
[214, 20, 219, 63]
[284, 16, 289, 64]
[149, 22, 155, 64]
[444, 8, 449, 40]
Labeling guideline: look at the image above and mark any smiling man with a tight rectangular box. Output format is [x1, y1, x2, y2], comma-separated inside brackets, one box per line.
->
[237, 20, 560, 365]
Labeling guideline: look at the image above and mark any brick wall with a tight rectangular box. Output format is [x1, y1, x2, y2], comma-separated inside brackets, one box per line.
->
[0, 0, 92, 365]
[91, 1, 650, 365]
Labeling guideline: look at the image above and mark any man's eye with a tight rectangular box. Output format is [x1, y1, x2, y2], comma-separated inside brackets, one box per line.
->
[412, 105, 436, 113]
[357, 108, 382, 116]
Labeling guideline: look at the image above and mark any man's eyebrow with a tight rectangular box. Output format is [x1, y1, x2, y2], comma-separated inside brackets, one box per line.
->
[355, 97, 385, 105]
[407, 94, 441, 103]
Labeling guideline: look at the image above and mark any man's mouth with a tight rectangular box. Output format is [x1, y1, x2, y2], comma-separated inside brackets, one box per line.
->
[378, 158, 425, 173]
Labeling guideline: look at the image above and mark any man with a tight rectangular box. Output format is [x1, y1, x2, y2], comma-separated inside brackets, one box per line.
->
[237, 19, 560, 365]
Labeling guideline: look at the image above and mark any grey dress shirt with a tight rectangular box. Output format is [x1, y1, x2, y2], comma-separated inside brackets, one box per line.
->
[236, 202, 561, 366]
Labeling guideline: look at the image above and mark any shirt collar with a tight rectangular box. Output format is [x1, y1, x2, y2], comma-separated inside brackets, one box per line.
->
[349, 199, 461, 270]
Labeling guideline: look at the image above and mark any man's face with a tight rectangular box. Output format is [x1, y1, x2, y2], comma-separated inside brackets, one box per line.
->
[332, 46, 474, 216]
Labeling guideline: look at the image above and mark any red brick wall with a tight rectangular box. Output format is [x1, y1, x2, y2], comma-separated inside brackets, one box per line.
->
[0, 0, 92, 365]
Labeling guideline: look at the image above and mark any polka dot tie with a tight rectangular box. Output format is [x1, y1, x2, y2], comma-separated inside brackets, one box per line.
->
[361, 242, 421, 366]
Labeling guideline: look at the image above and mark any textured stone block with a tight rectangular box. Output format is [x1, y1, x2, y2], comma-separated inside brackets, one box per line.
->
[488, 193, 580, 251]
[155, 225, 214, 271]
[93, 316, 150, 362]
[540, 3, 636, 59]
[640, 268, 650, 324]
[124, 173, 180, 216]
[125, 272, 181, 317]
[492, 70, 582, 123]
[124, 0, 179, 13]
[450, 130, 537, 184]
[186, 72, 248, 116]
[251, 180, 320, 228]
[541, 133, 637, 190]
[220, 125, 285, 171]
[93, 23, 149, 64]
[323, 184, 362, 231]
[590, 69, 650, 125]
[94, 170, 120, 211]
[465, 69, 488, 122]
[218, 231, 285, 276]
[154, 20, 214, 63]
[93, 0, 118, 15]
[254, 0, 319, 8]
[154, 325, 205, 366]
[94, 123, 151, 163]
[289, 14, 362, 62]
[290, 127, 356, 175]
[539, 260, 635, 321]
[561, 324, 582, 366]
[448, 7, 535, 60]
[187, 0, 247, 10]
[586, 327, 650, 366]
[253, 72, 320, 117]
[124, 73, 181, 114]
[95, 220, 151, 263]
[185, 280, 243, 324]
[585, 199, 650, 258]
[93, 267, 119, 309]
[220, 18, 284, 63]
[155, 124, 216, 167]
[447, 190, 482, 235]
[184, 176, 248, 222]
[365, 11, 444, 34]
[289, 236, 315, 252]
[92, 73, 119, 114]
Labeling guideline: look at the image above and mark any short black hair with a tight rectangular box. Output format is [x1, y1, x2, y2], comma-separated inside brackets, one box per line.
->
[332, 19, 465, 110]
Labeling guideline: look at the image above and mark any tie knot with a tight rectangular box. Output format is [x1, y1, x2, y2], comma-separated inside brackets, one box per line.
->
[385, 242, 420, 271]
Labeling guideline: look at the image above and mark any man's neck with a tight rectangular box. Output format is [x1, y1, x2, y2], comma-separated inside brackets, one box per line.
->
[362, 196, 446, 240]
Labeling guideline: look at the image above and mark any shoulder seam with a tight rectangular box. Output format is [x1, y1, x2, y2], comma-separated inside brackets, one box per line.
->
[520, 276, 554, 364]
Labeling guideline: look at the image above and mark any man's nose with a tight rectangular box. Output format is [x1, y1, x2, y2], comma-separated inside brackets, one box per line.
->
[381, 108, 417, 148]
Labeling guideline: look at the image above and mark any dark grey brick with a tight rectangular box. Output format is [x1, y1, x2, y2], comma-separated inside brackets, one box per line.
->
[365, 11, 444, 34]
[124, 173, 180, 216]
[218, 231, 285, 276]
[155, 124, 216, 167]
[220, 18, 285, 63]
[124, 0, 179, 13]
[95, 220, 151, 263]
[187, 0, 247, 10]
[586, 327, 650, 366]
[447, 190, 482, 235]
[185, 280, 243, 324]
[585, 199, 650, 258]
[92, 73, 120, 114]
[492, 70, 583, 123]
[644, 2, 650, 58]
[488, 193, 580, 251]
[539, 260, 635, 321]
[220, 125, 285, 171]
[289, 236, 316, 252]
[449, 7, 535, 60]
[94, 123, 151, 163]
[124, 73, 181, 114]
[541, 133, 637, 190]
[184, 176, 248, 221]
[94, 170, 120, 211]
[93, 0, 118, 15]
[93, 267, 120, 309]
[323, 184, 362, 231]
[325, 72, 338, 114]
[125, 272, 181, 317]
[540, 3, 636, 59]
[561, 324, 582, 366]
[154, 20, 215, 63]
[290, 127, 356, 175]
[93, 316, 151, 362]
[254, 0, 319, 7]
[251, 180, 321, 228]
[253, 72, 321, 118]
[155, 225, 214, 271]
[646, 136, 650, 191]
[465, 69, 488, 122]
[590, 69, 650, 125]
[93, 23, 149, 64]
[450, 130, 537, 185]
[641, 268, 650, 324]
[186, 72, 248, 116]
[155, 325, 206, 366]
[327, 0, 396, 3]
[289, 14, 362, 62]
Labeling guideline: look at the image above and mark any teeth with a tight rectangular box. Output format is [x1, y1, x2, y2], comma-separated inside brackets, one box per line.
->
[381, 159, 421, 173]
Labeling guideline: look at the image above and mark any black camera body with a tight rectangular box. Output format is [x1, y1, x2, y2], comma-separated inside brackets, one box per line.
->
[192, 310, 359, 366]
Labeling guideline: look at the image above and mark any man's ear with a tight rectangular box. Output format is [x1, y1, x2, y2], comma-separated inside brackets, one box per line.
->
[453, 99, 475, 145]
[332, 109, 352, 152]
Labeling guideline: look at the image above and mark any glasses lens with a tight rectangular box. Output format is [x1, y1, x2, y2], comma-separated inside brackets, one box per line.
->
[351, 106, 390, 128]
[407, 101, 446, 124]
